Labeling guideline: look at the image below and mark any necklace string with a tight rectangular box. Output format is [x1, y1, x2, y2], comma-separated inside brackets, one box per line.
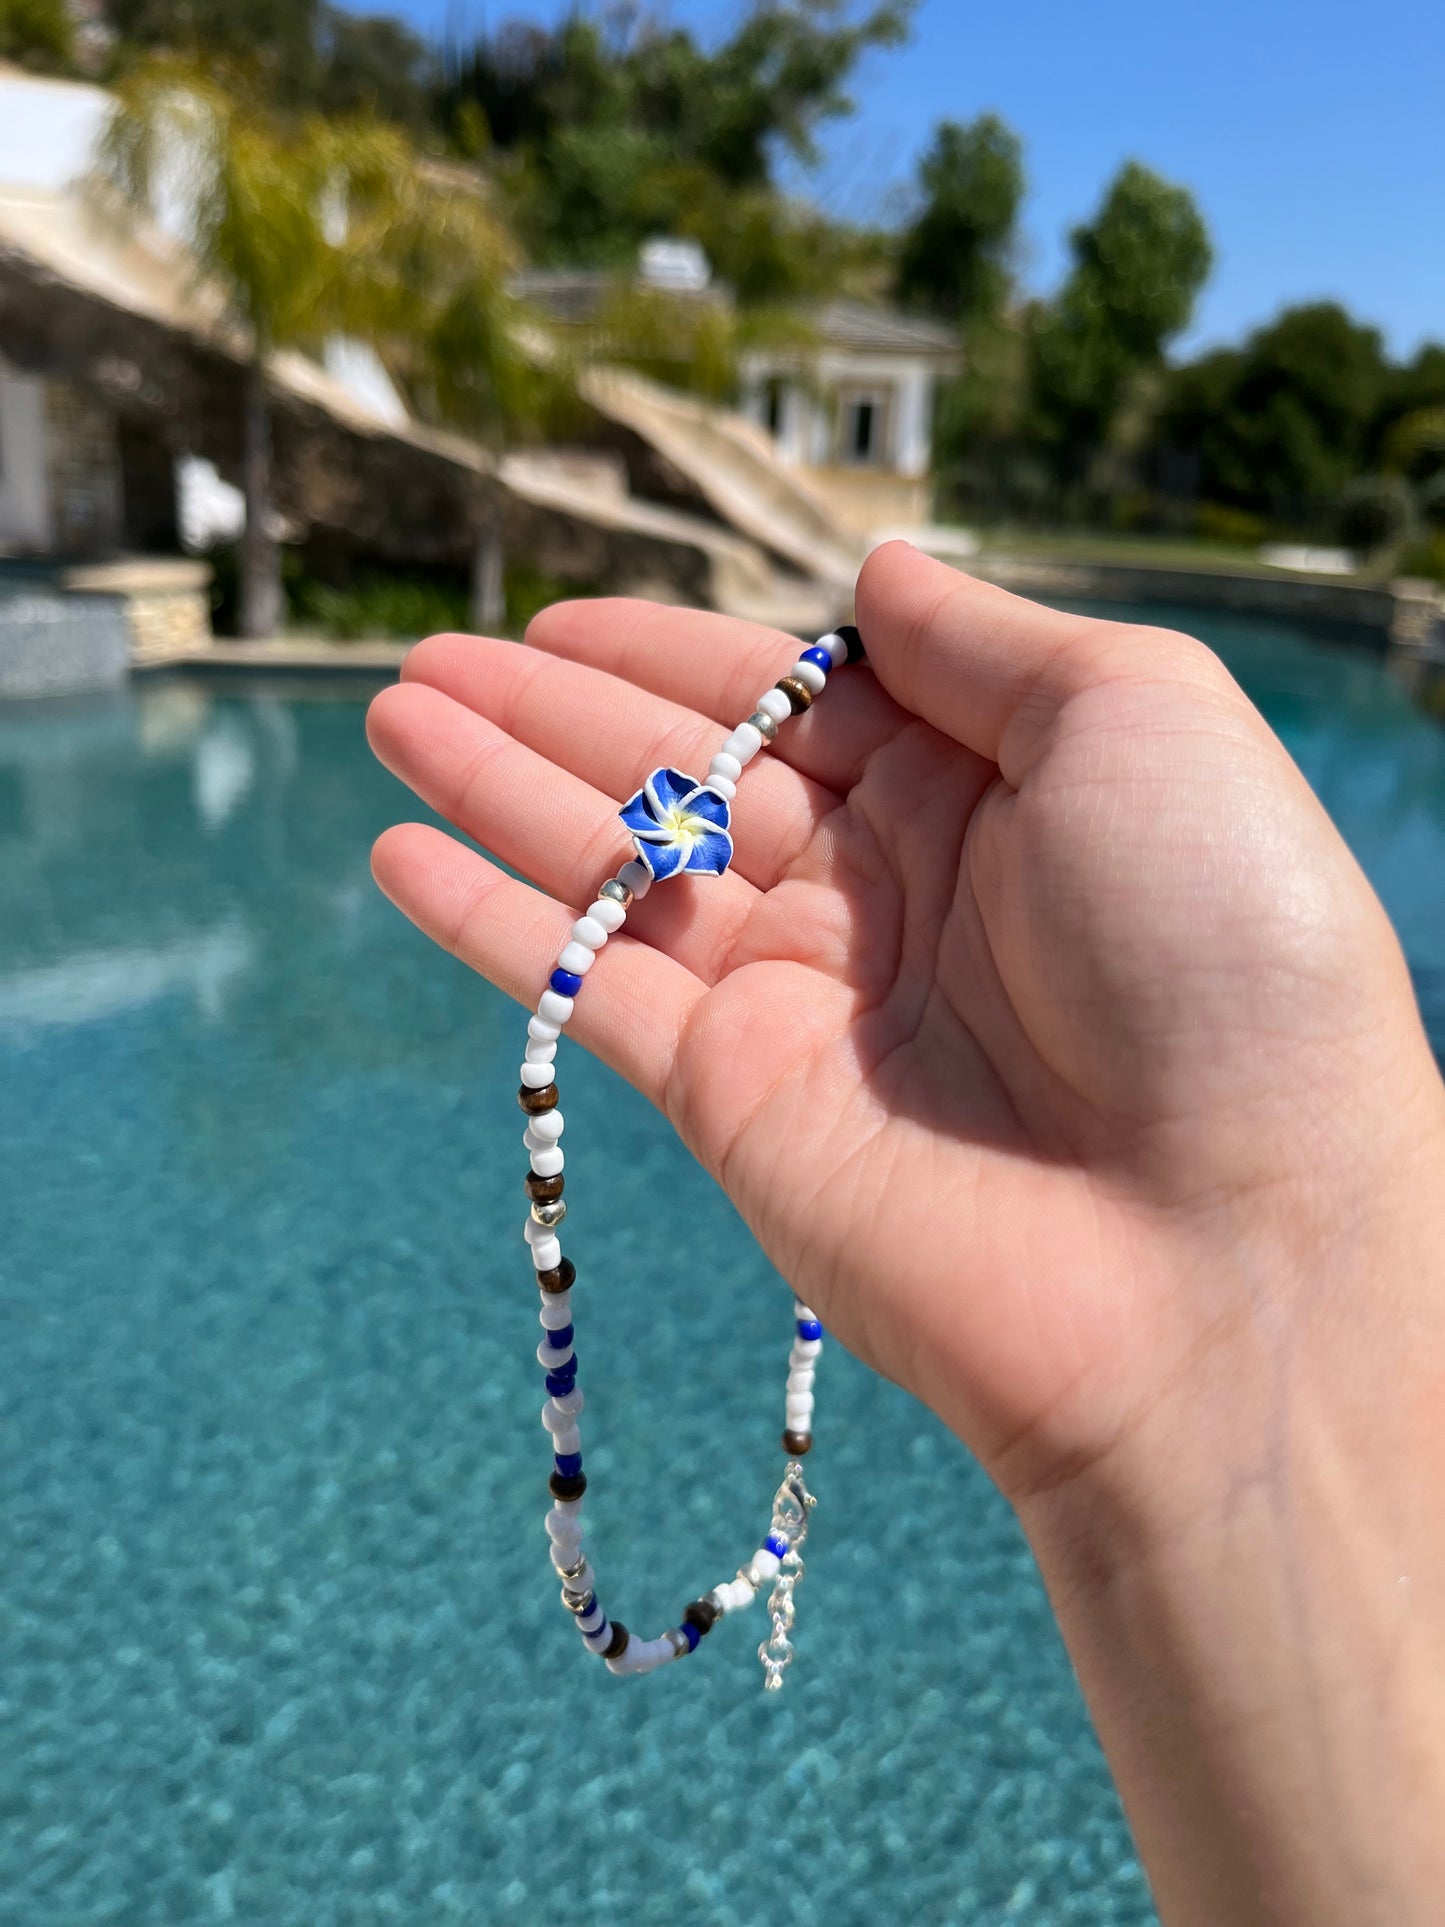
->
[518, 625, 866, 1686]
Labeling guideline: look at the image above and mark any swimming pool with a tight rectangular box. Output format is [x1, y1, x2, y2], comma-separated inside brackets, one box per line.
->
[1, 607, 1441, 1926]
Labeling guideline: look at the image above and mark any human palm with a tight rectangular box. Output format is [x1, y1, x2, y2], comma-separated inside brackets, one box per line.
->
[368, 542, 1438, 1502]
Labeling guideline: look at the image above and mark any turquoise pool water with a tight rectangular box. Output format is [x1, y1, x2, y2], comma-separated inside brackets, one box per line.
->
[1, 608, 1441, 1927]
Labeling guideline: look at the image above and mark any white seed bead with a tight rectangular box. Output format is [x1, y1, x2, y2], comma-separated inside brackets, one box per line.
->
[708, 773, 736, 802]
[572, 915, 609, 950]
[524, 1214, 558, 1246]
[541, 1401, 571, 1433]
[794, 1300, 819, 1320]
[819, 630, 848, 668]
[530, 1234, 562, 1272]
[525, 1036, 558, 1064]
[537, 1336, 573, 1369]
[725, 722, 763, 764]
[786, 1369, 815, 1395]
[617, 859, 652, 898]
[557, 941, 594, 976]
[520, 1061, 555, 1088]
[747, 1547, 782, 1585]
[550, 1492, 582, 1515]
[529, 1109, 565, 1143]
[538, 989, 574, 1025]
[528, 1014, 561, 1043]
[786, 1398, 813, 1426]
[550, 1385, 584, 1417]
[709, 750, 742, 784]
[723, 1578, 757, 1612]
[577, 1599, 605, 1632]
[581, 1621, 614, 1653]
[588, 897, 626, 933]
[550, 1424, 582, 1458]
[757, 687, 792, 723]
[791, 1337, 823, 1362]
[530, 1144, 564, 1178]
[538, 1297, 572, 1330]
[790, 658, 826, 695]
[545, 1507, 584, 1542]
[606, 1633, 676, 1676]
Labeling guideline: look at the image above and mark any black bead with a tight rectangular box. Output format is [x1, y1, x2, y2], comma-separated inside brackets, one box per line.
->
[518, 1083, 559, 1114]
[549, 1469, 587, 1500]
[525, 1170, 565, 1203]
[835, 622, 866, 664]
[537, 1256, 576, 1295]
[602, 1621, 630, 1660]
[682, 1599, 719, 1636]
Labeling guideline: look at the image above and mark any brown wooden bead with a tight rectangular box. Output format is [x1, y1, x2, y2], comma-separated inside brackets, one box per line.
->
[781, 1429, 813, 1456]
[537, 1257, 576, 1295]
[683, 1599, 719, 1635]
[525, 1171, 565, 1203]
[518, 1082, 559, 1114]
[602, 1621, 630, 1660]
[549, 1469, 587, 1500]
[776, 675, 812, 714]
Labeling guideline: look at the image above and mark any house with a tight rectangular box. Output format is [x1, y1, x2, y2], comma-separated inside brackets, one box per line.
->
[738, 301, 958, 532]
[518, 241, 958, 535]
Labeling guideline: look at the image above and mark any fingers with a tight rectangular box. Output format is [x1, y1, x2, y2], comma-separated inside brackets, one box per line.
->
[398, 629, 832, 888]
[522, 597, 911, 793]
[371, 823, 700, 1107]
[367, 680, 755, 983]
[854, 541, 1154, 781]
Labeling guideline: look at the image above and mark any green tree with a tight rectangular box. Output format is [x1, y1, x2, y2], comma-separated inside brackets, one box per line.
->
[895, 114, 1023, 326]
[442, 2, 912, 288]
[98, 57, 534, 635]
[1159, 303, 1385, 516]
[1030, 161, 1211, 480]
[0, 0, 74, 69]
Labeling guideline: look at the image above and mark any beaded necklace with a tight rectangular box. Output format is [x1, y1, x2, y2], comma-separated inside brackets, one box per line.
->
[519, 624, 866, 1688]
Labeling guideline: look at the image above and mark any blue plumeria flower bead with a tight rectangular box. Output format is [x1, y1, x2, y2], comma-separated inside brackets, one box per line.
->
[619, 766, 734, 881]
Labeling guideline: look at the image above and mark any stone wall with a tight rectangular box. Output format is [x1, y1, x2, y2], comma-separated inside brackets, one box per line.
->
[0, 580, 130, 697]
[44, 379, 124, 557]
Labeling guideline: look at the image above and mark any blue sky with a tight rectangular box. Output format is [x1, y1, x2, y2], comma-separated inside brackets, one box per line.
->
[355, 0, 1445, 360]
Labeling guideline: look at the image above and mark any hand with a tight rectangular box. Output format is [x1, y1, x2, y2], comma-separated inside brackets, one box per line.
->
[369, 542, 1445, 1925]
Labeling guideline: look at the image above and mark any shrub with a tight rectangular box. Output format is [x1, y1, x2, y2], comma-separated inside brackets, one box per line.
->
[1336, 474, 1417, 559]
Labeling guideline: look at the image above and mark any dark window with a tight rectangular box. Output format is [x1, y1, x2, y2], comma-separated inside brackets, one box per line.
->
[850, 400, 875, 460]
[763, 378, 786, 437]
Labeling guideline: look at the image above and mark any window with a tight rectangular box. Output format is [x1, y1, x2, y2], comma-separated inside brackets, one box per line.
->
[837, 389, 887, 467]
[763, 377, 786, 438]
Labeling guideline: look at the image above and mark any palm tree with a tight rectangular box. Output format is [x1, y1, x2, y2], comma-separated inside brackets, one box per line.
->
[98, 58, 538, 636]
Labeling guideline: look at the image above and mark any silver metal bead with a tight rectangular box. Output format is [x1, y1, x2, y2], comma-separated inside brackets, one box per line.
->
[664, 1626, 690, 1657]
[557, 1553, 588, 1581]
[531, 1198, 567, 1228]
[747, 709, 778, 742]
[599, 877, 633, 908]
[561, 1585, 594, 1615]
[734, 1567, 759, 1594]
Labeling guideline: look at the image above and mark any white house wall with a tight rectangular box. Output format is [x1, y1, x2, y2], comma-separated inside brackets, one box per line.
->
[740, 350, 938, 477]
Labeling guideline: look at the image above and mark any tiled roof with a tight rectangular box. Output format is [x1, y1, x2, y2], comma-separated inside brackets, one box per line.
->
[513, 272, 957, 357]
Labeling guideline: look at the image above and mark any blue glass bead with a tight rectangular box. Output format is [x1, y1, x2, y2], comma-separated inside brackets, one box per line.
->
[545, 1324, 575, 1352]
[764, 1533, 788, 1560]
[799, 646, 833, 677]
[554, 1451, 583, 1477]
[550, 967, 583, 997]
[544, 1368, 577, 1396]
[680, 1619, 701, 1652]
[796, 1318, 823, 1341]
